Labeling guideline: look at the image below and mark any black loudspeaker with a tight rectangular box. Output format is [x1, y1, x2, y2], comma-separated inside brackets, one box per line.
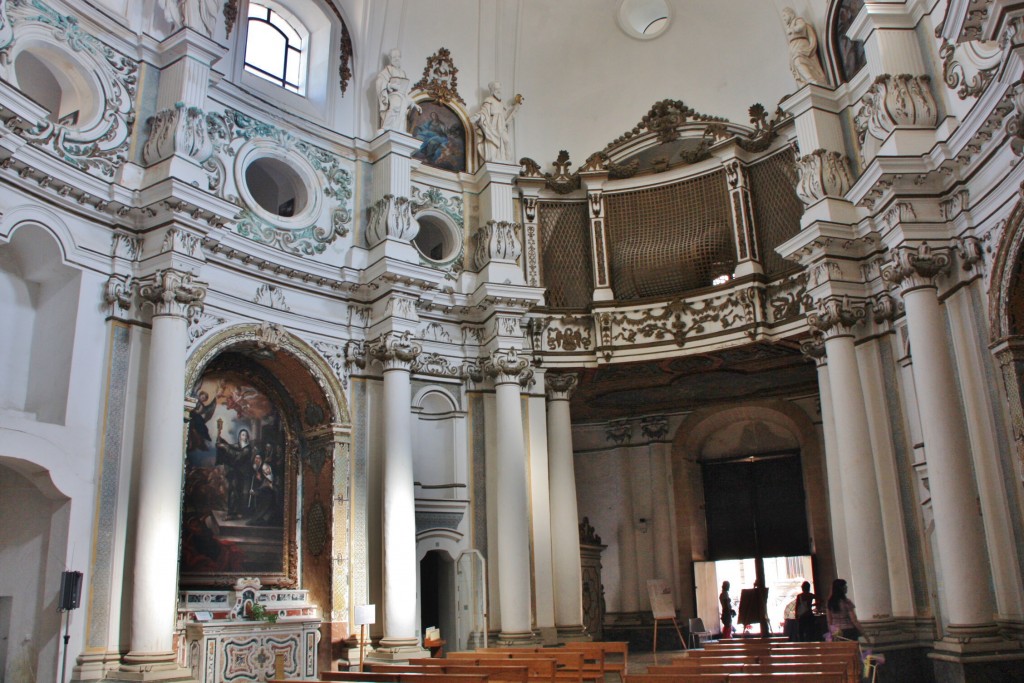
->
[58, 570, 83, 612]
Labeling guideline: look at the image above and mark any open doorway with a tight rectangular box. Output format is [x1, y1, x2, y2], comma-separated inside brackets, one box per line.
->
[420, 550, 456, 649]
[696, 450, 815, 635]
[695, 555, 814, 636]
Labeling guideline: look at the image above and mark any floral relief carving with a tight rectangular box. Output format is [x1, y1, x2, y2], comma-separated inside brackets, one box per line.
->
[794, 149, 855, 204]
[938, 37, 999, 100]
[413, 47, 464, 105]
[609, 288, 756, 348]
[855, 74, 938, 144]
[473, 220, 522, 270]
[367, 195, 416, 246]
[252, 284, 291, 311]
[144, 103, 212, 165]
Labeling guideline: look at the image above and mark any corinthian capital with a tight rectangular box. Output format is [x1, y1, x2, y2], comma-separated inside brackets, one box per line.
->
[367, 331, 421, 371]
[884, 242, 951, 294]
[473, 220, 522, 270]
[545, 372, 579, 401]
[482, 348, 531, 385]
[137, 269, 206, 319]
[366, 195, 417, 247]
[807, 296, 866, 339]
[794, 149, 854, 204]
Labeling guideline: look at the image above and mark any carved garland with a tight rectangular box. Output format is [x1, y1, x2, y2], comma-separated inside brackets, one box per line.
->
[413, 47, 464, 105]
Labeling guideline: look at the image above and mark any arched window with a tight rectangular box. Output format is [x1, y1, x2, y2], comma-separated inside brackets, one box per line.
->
[830, 0, 866, 83]
[244, 2, 308, 93]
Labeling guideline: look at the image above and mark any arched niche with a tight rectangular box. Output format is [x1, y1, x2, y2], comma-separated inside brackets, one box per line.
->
[407, 96, 475, 174]
[182, 325, 351, 627]
[986, 195, 1024, 474]
[0, 222, 80, 425]
[671, 401, 835, 625]
[826, 0, 866, 85]
[0, 458, 70, 683]
[411, 387, 465, 497]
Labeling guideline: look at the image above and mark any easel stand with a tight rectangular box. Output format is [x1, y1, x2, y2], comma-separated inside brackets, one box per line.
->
[359, 624, 367, 672]
[651, 616, 687, 657]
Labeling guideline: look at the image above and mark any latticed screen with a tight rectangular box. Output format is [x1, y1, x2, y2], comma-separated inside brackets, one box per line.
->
[604, 171, 735, 300]
[538, 201, 593, 308]
[748, 150, 802, 278]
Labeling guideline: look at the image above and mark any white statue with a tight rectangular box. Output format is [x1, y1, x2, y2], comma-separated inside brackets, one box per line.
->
[783, 8, 827, 87]
[471, 81, 523, 162]
[376, 49, 420, 132]
[158, 0, 218, 38]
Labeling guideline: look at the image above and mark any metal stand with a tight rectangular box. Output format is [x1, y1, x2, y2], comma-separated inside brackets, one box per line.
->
[59, 609, 71, 683]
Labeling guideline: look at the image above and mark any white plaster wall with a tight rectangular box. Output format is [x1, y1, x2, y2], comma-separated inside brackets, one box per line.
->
[574, 448, 626, 613]
[347, 0, 802, 162]
[0, 465, 69, 683]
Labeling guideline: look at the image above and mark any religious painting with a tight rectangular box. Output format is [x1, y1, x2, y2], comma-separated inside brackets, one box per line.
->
[408, 100, 467, 173]
[180, 366, 294, 586]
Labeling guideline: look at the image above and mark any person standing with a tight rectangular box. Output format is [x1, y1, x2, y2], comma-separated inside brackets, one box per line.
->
[719, 581, 736, 638]
[795, 581, 817, 641]
[827, 578, 864, 641]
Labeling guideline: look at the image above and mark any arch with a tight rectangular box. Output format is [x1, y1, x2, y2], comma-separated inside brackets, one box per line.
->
[408, 94, 476, 173]
[988, 195, 1024, 343]
[186, 323, 350, 427]
[670, 399, 835, 619]
[0, 208, 78, 260]
[825, 0, 866, 85]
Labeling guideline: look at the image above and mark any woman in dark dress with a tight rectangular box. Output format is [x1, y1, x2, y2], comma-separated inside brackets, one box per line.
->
[720, 581, 736, 637]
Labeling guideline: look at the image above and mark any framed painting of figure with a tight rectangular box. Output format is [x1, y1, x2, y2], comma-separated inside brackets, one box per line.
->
[408, 99, 468, 173]
[179, 362, 297, 587]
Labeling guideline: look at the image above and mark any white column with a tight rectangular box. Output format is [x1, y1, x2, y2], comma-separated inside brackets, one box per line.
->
[119, 270, 205, 676]
[484, 349, 535, 641]
[809, 298, 893, 622]
[947, 286, 1024, 621]
[888, 247, 996, 632]
[369, 332, 422, 652]
[545, 373, 586, 638]
[803, 341, 851, 582]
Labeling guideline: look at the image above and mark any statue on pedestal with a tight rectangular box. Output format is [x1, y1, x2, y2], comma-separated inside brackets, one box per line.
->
[471, 81, 523, 162]
[782, 8, 827, 87]
[376, 48, 420, 132]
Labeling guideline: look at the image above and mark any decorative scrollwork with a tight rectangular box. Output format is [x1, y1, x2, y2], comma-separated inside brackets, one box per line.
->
[412, 47, 464, 105]
[4, 0, 138, 178]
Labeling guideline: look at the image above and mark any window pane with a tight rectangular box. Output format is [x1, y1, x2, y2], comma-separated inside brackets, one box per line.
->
[284, 47, 301, 87]
[270, 11, 302, 46]
[245, 20, 286, 79]
[248, 2, 268, 19]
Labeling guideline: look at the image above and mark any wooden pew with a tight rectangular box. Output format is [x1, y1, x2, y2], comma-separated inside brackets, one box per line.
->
[441, 654, 558, 683]
[476, 647, 600, 682]
[625, 674, 843, 683]
[316, 672, 490, 682]
[564, 641, 629, 680]
[365, 663, 530, 682]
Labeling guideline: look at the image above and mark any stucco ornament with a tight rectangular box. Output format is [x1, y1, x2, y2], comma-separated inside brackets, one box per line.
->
[375, 49, 420, 132]
[471, 81, 523, 162]
[782, 8, 826, 86]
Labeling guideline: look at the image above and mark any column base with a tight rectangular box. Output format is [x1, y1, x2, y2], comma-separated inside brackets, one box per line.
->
[554, 624, 591, 643]
[536, 626, 559, 646]
[861, 616, 935, 648]
[105, 653, 196, 682]
[367, 638, 429, 662]
[70, 651, 123, 682]
[928, 623, 1024, 683]
[495, 630, 539, 646]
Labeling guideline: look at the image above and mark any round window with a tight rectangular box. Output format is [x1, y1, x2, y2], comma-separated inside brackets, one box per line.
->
[413, 213, 459, 263]
[244, 156, 308, 218]
[617, 0, 671, 40]
[14, 46, 100, 127]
